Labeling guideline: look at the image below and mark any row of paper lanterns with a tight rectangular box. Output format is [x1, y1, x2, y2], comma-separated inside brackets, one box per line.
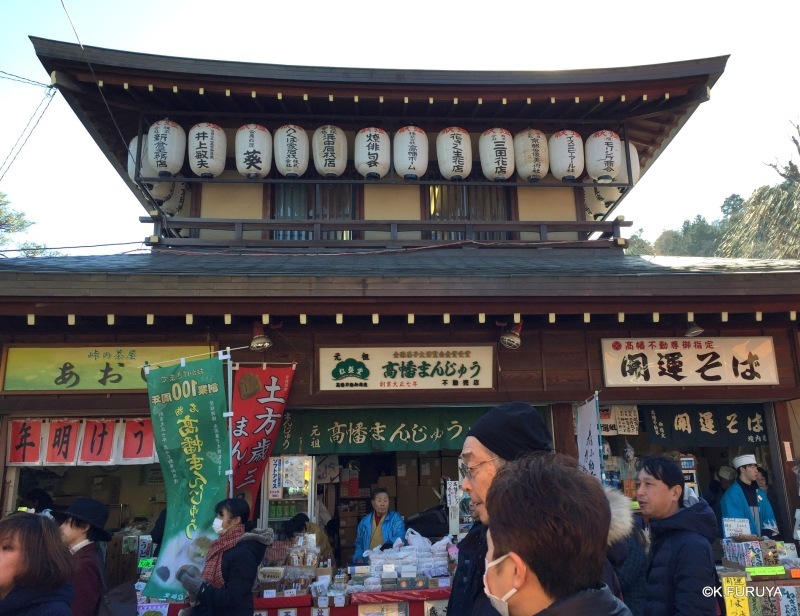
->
[129, 119, 640, 188]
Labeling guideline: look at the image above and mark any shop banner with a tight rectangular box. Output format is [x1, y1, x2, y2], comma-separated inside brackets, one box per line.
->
[44, 419, 81, 465]
[2, 344, 212, 392]
[641, 404, 768, 447]
[121, 418, 156, 463]
[231, 365, 295, 501]
[144, 357, 230, 601]
[272, 407, 526, 454]
[78, 420, 117, 464]
[602, 337, 779, 387]
[576, 395, 602, 478]
[6, 419, 44, 465]
[318, 345, 495, 391]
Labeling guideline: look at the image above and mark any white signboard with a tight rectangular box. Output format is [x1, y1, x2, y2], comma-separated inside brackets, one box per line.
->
[602, 337, 778, 387]
[576, 396, 602, 479]
[318, 346, 494, 391]
[722, 517, 752, 538]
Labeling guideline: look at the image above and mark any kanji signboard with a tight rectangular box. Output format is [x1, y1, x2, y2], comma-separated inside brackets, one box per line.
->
[319, 346, 494, 391]
[2, 345, 212, 392]
[602, 337, 778, 387]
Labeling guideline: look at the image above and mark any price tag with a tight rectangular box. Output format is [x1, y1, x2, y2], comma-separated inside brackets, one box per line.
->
[137, 557, 155, 569]
[746, 566, 786, 576]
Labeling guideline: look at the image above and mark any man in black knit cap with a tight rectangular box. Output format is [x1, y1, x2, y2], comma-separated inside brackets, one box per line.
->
[447, 402, 552, 616]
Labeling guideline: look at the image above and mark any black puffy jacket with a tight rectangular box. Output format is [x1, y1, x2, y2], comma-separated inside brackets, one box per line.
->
[194, 529, 271, 616]
[446, 522, 499, 616]
[644, 500, 719, 616]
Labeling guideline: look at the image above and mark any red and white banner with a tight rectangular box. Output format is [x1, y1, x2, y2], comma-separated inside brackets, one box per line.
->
[45, 420, 81, 465]
[7, 419, 44, 465]
[231, 365, 295, 501]
[78, 419, 117, 464]
[121, 418, 155, 463]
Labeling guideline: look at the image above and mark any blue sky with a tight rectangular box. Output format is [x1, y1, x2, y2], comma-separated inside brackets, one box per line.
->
[1, 0, 798, 255]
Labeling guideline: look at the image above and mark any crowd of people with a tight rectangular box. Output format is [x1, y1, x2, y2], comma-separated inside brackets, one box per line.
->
[1, 401, 782, 616]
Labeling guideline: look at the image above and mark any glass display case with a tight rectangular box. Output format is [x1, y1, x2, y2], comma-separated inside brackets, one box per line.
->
[259, 455, 315, 536]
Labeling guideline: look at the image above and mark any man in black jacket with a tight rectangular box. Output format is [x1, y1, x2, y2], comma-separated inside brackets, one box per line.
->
[637, 456, 718, 616]
[447, 402, 552, 616]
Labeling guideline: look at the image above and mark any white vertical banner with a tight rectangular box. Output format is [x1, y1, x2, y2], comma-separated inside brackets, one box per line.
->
[576, 393, 602, 479]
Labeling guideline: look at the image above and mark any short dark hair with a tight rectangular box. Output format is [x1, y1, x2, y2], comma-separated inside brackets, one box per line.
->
[757, 466, 770, 486]
[371, 487, 390, 500]
[486, 453, 610, 600]
[0, 513, 74, 590]
[283, 513, 309, 537]
[639, 456, 685, 508]
[63, 515, 105, 542]
[215, 497, 250, 523]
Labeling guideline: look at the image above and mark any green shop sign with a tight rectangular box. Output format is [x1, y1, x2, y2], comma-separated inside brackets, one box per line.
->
[2, 344, 212, 392]
[273, 406, 546, 454]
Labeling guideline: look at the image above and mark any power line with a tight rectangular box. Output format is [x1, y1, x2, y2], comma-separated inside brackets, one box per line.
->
[0, 70, 50, 88]
[0, 86, 57, 182]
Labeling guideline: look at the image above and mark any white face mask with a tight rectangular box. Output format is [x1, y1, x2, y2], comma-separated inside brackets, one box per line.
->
[483, 553, 517, 616]
[212, 517, 225, 535]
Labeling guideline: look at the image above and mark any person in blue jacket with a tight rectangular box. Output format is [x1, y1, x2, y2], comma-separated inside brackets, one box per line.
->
[637, 455, 719, 616]
[353, 487, 405, 562]
[721, 454, 778, 538]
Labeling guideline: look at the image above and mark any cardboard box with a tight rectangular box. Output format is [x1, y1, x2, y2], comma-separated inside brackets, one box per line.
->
[418, 485, 440, 511]
[396, 458, 419, 486]
[340, 527, 358, 540]
[396, 485, 419, 518]
[376, 476, 397, 497]
[441, 456, 459, 481]
[340, 536, 356, 548]
[89, 475, 121, 503]
[339, 516, 358, 528]
[419, 458, 442, 486]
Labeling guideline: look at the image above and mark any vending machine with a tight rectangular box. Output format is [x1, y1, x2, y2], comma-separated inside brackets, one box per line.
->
[260, 455, 315, 536]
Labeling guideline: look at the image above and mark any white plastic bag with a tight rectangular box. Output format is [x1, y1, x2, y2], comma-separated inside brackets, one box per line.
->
[405, 528, 432, 548]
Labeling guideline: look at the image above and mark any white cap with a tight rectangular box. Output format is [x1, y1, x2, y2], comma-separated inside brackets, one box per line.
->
[732, 454, 757, 469]
[718, 466, 736, 481]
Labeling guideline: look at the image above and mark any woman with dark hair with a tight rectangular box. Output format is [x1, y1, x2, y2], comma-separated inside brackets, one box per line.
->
[0, 512, 75, 615]
[177, 497, 274, 616]
[54, 497, 112, 616]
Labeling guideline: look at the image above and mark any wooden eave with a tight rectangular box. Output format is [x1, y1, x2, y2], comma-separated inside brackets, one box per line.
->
[30, 36, 728, 225]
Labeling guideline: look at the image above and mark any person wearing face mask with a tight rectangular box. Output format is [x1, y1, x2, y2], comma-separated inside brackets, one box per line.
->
[447, 401, 553, 616]
[484, 452, 630, 616]
[353, 487, 405, 562]
[177, 497, 274, 616]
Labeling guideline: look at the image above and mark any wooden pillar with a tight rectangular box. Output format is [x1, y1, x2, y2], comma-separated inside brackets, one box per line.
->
[551, 402, 578, 458]
[773, 400, 799, 539]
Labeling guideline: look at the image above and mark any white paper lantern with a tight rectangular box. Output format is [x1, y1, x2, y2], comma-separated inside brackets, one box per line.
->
[437, 127, 472, 181]
[127, 135, 173, 200]
[479, 128, 514, 181]
[188, 122, 227, 178]
[583, 188, 607, 221]
[595, 142, 642, 206]
[148, 119, 186, 177]
[235, 124, 272, 178]
[514, 129, 549, 182]
[274, 124, 309, 177]
[160, 182, 191, 216]
[548, 130, 584, 181]
[393, 126, 428, 179]
[585, 130, 621, 183]
[312, 125, 348, 177]
[355, 127, 390, 179]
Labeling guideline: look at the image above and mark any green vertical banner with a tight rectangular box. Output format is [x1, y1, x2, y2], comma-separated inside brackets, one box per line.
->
[143, 357, 231, 600]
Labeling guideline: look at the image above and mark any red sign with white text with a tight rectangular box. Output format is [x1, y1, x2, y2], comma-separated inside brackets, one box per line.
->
[231, 365, 295, 501]
[45, 420, 81, 465]
[79, 420, 117, 464]
[122, 419, 155, 461]
[7, 419, 43, 465]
